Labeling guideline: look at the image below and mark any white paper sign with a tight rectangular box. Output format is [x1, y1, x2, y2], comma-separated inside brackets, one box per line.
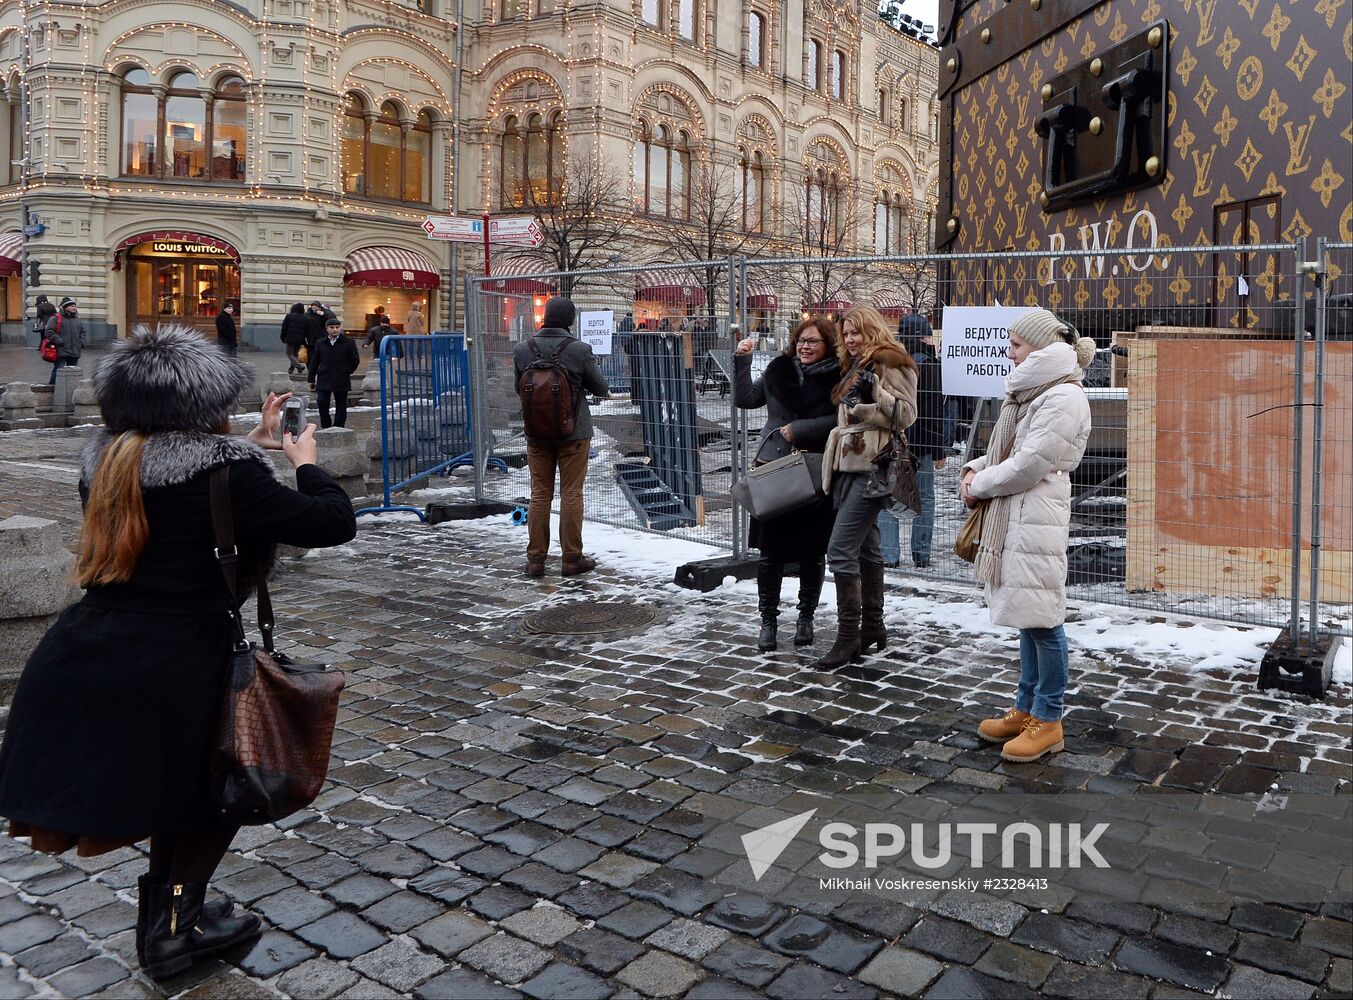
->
[578, 310, 614, 356]
[940, 305, 1037, 398]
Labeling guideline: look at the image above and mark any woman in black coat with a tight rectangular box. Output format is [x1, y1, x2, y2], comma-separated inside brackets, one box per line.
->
[215, 303, 238, 356]
[280, 302, 309, 375]
[0, 324, 357, 980]
[733, 317, 841, 650]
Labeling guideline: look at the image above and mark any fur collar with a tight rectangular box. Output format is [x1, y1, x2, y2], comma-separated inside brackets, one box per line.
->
[81, 429, 284, 490]
[763, 355, 839, 407]
[860, 342, 916, 371]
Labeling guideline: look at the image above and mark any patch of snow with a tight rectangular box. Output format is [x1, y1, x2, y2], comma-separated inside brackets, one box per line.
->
[1334, 637, 1352, 686]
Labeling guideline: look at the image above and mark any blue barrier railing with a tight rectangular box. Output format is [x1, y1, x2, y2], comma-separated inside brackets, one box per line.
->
[356, 332, 480, 520]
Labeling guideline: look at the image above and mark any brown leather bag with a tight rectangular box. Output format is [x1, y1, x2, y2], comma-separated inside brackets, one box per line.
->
[208, 466, 344, 825]
[954, 501, 988, 563]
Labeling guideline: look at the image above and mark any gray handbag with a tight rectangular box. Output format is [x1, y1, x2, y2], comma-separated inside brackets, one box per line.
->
[731, 450, 825, 519]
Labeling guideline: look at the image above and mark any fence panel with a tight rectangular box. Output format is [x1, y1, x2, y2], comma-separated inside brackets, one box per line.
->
[356, 333, 472, 520]
[466, 261, 739, 548]
[1317, 242, 1353, 637]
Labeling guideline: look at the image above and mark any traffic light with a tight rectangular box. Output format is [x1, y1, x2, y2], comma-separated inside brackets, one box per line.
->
[27, 259, 40, 287]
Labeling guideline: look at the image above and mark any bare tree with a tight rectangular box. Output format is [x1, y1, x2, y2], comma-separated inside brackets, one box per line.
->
[782, 183, 873, 313]
[505, 150, 635, 295]
[885, 213, 938, 312]
[646, 162, 775, 319]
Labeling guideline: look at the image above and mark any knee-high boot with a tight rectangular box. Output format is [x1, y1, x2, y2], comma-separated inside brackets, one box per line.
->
[794, 558, 825, 646]
[756, 557, 783, 651]
[860, 560, 888, 653]
[142, 882, 260, 980]
[814, 574, 862, 669]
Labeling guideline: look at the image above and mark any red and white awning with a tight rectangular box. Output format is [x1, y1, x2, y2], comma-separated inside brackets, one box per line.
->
[872, 290, 909, 317]
[344, 246, 441, 289]
[634, 268, 707, 307]
[114, 229, 240, 262]
[0, 231, 21, 278]
[745, 272, 779, 311]
[488, 255, 557, 296]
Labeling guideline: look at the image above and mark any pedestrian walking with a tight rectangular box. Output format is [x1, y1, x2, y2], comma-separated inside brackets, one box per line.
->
[44, 296, 87, 385]
[215, 302, 238, 356]
[733, 318, 841, 650]
[404, 300, 427, 335]
[815, 306, 918, 669]
[364, 314, 392, 353]
[280, 302, 309, 375]
[513, 296, 609, 577]
[308, 316, 360, 428]
[33, 294, 55, 335]
[963, 309, 1094, 763]
[878, 314, 946, 568]
[0, 324, 356, 981]
[303, 302, 333, 385]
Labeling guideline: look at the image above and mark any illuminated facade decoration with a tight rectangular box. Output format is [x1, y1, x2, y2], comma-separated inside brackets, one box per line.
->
[0, 0, 938, 343]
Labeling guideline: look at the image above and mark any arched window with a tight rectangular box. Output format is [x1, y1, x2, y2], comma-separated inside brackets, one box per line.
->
[120, 68, 248, 181]
[831, 51, 846, 100]
[4, 90, 20, 185]
[500, 111, 561, 208]
[739, 148, 765, 233]
[635, 123, 691, 219]
[874, 191, 909, 253]
[211, 76, 246, 180]
[806, 165, 845, 247]
[641, 0, 660, 26]
[676, 0, 695, 39]
[807, 40, 821, 91]
[342, 94, 433, 204]
[748, 12, 765, 68]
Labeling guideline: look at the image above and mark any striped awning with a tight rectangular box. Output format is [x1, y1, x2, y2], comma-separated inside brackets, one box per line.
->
[344, 246, 441, 289]
[872, 290, 909, 317]
[745, 274, 779, 310]
[634, 267, 707, 306]
[488, 255, 557, 295]
[0, 231, 21, 278]
[114, 229, 240, 262]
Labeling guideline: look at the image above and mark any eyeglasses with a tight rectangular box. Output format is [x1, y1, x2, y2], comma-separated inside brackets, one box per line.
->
[797, 338, 825, 346]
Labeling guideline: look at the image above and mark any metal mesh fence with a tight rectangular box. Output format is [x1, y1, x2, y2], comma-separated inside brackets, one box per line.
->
[462, 244, 1350, 636]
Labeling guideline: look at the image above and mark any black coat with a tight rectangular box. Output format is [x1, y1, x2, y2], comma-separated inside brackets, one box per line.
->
[910, 351, 946, 460]
[304, 309, 333, 349]
[0, 436, 356, 839]
[216, 310, 237, 347]
[280, 308, 309, 348]
[732, 353, 841, 561]
[308, 334, 361, 392]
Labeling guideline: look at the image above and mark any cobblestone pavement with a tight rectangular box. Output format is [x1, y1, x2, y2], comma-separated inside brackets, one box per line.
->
[0, 427, 1350, 999]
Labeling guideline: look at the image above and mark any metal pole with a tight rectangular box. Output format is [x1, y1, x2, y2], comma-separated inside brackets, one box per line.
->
[730, 254, 744, 558]
[465, 274, 486, 502]
[1307, 237, 1328, 643]
[447, 0, 465, 331]
[1288, 239, 1306, 644]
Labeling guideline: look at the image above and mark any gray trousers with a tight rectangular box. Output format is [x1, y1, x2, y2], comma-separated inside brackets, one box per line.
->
[826, 472, 886, 576]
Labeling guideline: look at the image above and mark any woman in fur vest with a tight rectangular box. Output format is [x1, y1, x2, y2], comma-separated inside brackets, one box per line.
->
[816, 306, 918, 668]
[961, 309, 1094, 763]
[733, 317, 841, 650]
[0, 325, 357, 980]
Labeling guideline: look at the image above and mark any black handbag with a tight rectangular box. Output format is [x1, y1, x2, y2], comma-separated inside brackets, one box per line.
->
[732, 449, 825, 519]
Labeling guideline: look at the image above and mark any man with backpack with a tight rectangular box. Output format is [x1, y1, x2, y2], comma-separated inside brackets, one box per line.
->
[513, 297, 609, 577]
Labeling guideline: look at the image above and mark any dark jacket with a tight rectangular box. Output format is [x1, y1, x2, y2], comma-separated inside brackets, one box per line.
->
[215, 309, 237, 348]
[733, 353, 840, 453]
[34, 299, 56, 332]
[304, 308, 334, 349]
[280, 305, 309, 348]
[909, 350, 946, 460]
[512, 327, 609, 442]
[308, 333, 361, 392]
[44, 311, 86, 361]
[0, 432, 356, 838]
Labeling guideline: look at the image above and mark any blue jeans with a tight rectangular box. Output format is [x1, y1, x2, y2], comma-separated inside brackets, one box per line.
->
[48, 358, 70, 384]
[1017, 626, 1069, 721]
[826, 472, 885, 576]
[877, 454, 936, 565]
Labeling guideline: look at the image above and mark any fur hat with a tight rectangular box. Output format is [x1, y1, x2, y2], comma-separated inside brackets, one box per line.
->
[1010, 309, 1097, 368]
[94, 323, 252, 434]
[542, 296, 576, 330]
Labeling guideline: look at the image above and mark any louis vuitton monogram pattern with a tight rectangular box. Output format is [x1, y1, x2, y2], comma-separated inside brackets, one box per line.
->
[944, 0, 1351, 323]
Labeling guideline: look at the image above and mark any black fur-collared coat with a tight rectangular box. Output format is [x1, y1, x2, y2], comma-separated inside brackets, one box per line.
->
[733, 353, 840, 561]
[0, 432, 356, 845]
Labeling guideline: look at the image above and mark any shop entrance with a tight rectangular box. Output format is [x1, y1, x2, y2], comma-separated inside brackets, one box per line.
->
[124, 236, 240, 337]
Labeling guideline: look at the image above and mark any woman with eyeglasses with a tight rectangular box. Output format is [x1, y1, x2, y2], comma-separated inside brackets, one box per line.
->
[816, 306, 918, 669]
[733, 317, 842, 650]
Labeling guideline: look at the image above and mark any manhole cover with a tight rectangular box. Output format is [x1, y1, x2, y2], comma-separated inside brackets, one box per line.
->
[520, 601, 657, 636]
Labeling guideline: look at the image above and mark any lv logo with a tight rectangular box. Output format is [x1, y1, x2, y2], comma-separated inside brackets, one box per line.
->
[1191, 146, 1216, 197]
[1195, 0, 1218, 46]
[1284, 115, 1315, 176]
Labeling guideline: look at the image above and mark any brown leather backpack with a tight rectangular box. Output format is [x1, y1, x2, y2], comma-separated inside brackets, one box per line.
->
[518, 336, 577, 439]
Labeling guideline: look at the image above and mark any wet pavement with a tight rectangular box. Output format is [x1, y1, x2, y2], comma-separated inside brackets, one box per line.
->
[0, 426, 1350, 999]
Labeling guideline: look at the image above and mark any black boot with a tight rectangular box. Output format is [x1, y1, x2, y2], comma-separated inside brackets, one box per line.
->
[136, 875, 235, 968]
[143, 881, 260, 981]
[756, 558, 783, 651]
[814, 574, 862, 669]
[794, 558, 825, 646]
[860, 560, 888, 653]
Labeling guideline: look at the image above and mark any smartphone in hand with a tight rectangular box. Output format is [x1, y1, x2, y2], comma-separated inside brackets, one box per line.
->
[282, 396, 307, 438]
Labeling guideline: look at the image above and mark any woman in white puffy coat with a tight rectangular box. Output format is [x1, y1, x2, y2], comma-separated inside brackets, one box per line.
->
[960, 309, 1094, 763]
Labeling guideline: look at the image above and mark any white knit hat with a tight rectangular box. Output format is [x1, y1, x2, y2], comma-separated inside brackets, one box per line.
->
[1010, 309, 1097, 368]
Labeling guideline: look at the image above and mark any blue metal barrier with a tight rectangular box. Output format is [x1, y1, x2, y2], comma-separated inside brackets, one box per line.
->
[596, 346, 631, 395]
[356, 332, 486, 519]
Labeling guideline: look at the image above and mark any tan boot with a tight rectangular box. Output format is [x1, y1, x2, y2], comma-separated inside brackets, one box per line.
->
[1000, 718, 1065, 763]
[978, 708, 1031, 744]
